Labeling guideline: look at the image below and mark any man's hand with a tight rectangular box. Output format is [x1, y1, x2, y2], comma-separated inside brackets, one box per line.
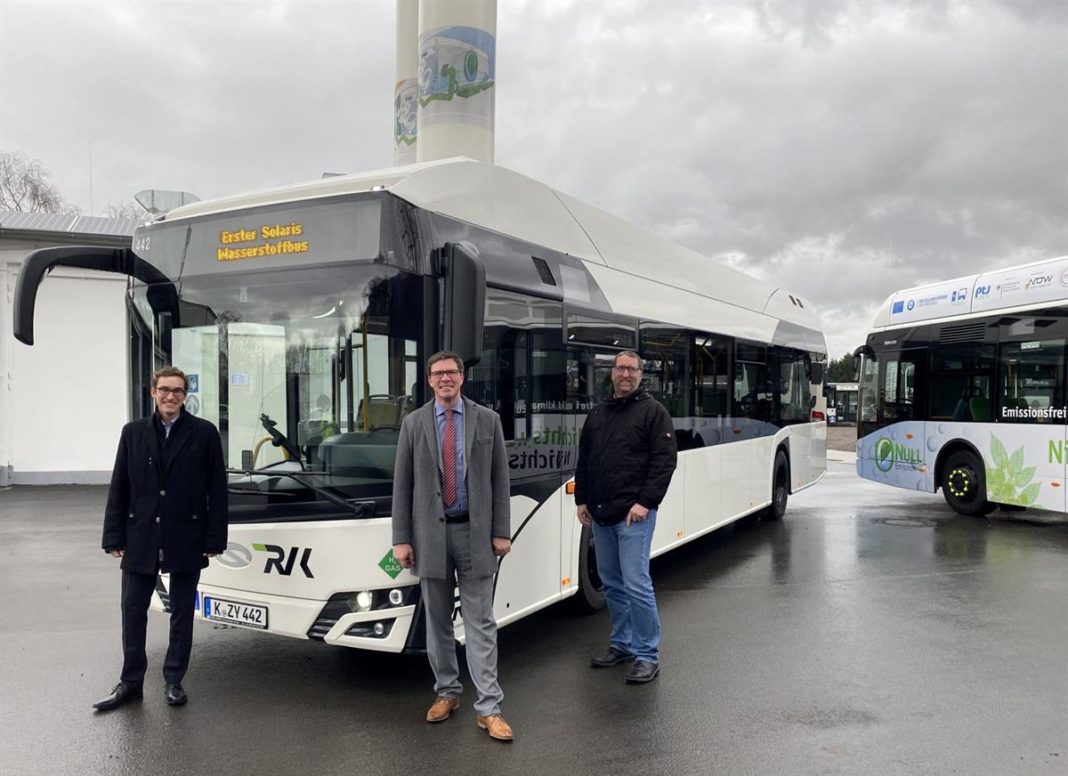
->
[492, 537, 511, 557]
[109, 550, 124, 558]
[393, 543, 415, 569]
[577, 504, 592, 527]
[625, 503, 649, 527]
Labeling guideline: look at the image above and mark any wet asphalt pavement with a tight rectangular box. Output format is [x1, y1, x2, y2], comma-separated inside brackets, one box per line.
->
[1, 461, 1065, 776]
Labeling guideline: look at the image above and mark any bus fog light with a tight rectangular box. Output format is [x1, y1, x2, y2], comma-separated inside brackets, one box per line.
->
[355, 591, 373, 612]
[373, 622, 385, 636]
[388, 589, 404, 606]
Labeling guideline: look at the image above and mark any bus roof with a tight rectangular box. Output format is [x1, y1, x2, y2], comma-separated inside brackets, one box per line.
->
[870, 254, 1068, 330]
[163, 158, 825, 350]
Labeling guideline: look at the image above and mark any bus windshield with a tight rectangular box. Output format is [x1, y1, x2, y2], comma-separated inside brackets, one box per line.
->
[131, 263, 425, 521]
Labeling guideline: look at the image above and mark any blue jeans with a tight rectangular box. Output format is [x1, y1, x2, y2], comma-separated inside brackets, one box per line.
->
[592, 510, 661, 663]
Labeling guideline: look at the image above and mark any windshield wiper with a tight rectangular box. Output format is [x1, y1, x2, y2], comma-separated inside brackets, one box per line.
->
[259, 413, 303, 464]
[226, 468, 375, 517]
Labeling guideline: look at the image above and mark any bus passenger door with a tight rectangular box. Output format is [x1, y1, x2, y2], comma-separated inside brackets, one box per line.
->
[465, 290, 567, 621]
[683, 333, 730, 534]
[995, 332, 1067, 512]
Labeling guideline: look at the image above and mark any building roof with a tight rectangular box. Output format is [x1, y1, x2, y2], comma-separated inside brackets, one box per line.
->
[0, 210, 142, 238]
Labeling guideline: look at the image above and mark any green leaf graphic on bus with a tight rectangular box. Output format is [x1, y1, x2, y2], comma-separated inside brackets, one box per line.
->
[987, 434, 1039, 506]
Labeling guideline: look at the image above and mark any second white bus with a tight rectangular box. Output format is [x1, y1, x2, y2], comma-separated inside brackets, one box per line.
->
[855, 255, 1068, 516]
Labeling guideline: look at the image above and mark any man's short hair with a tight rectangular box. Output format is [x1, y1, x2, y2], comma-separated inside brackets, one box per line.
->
[152, 366, 189, 391]
[426, 351, 465, 376]
[613, 350, 644, 371]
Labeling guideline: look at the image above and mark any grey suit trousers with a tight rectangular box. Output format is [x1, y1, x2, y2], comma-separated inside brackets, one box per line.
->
[420, 522, 504, 716]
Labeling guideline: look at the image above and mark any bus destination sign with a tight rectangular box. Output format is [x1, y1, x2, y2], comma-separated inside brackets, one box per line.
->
[135, 198, 382, 278]
[217, 222, 309, 262]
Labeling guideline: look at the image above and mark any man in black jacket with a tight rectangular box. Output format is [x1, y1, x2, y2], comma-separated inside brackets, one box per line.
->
[575, 350, 677, 684]
[93, 366, 227, 711]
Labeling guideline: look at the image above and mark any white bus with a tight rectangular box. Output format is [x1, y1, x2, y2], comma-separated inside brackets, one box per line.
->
[824, 382, 858, 425]
[15, 159, 828, 652]
[855, 255, 1068, 516]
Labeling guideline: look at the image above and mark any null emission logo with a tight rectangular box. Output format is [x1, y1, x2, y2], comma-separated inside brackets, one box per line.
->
[874, 437, 923, 473]
[252, 544, 314, 578]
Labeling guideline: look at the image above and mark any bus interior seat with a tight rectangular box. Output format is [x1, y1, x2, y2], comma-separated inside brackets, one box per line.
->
[357, 395, 405, 429]
[969, 397, 992, 422]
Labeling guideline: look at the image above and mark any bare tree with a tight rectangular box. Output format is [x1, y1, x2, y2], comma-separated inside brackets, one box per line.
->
[0, 150, 77, 213]
[105, 200, 146, 220]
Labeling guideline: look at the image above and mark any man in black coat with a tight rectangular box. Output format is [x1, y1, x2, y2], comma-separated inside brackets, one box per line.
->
[93, 366, 227, 711]
[575, 350, 677, 685]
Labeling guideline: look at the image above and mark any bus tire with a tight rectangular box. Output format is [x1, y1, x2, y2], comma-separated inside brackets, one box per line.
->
[762, 449, 789, 521]
[571, 524, 605, 613]
[942, 450, 994, 516]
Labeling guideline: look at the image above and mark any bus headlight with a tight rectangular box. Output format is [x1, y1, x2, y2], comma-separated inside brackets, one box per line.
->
[388, 589, 404, 606]
[355, 590, 373, 612]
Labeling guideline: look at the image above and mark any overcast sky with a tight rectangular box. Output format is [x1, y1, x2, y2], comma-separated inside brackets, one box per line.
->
[1, 0, 1065, 359]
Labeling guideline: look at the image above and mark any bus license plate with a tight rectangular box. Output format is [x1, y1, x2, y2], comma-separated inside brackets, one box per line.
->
[203, 596, 268, 630]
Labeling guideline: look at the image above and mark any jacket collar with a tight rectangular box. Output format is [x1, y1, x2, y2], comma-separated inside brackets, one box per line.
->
[603, 387, 650, 407]
[422, 396, 476, 474]
[150, 410, 195, 474]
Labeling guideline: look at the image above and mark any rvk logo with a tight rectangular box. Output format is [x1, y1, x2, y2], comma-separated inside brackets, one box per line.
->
[950, 288, 968, 303]
[253, 544, 314, 578]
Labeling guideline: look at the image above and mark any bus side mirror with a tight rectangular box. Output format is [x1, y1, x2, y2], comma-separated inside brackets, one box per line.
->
[852, 345, 874, 381]
[13, 245, 172, 346]
[442, 242, 485, 368]
[158, 311, 173, 357]
[810, 362, 825, 384]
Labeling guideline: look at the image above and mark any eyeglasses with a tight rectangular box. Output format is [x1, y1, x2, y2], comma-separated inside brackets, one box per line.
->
[613, 366, 642, 374]
[429, 369, 462, 379]
[154, 386, 187, 397]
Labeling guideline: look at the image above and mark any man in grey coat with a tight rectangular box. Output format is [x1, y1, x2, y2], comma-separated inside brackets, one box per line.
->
[392, 351, 514, 741]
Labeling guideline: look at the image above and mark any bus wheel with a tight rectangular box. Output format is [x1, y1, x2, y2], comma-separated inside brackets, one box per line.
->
[942, 451, 994, 516]
[571, 524, 605, 613]
[762, 450, 789, 521]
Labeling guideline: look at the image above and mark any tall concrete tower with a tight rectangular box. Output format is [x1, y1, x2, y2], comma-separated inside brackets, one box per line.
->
[415, 0, 496, 163]
[393, 0, 419, 165]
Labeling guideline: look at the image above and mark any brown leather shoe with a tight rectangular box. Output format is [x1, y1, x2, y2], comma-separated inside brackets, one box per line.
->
[425, 696, 460, 723]
[477, 713, 514, 741]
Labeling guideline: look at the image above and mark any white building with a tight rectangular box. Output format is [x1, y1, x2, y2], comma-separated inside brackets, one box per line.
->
[0, 212, 136, 485]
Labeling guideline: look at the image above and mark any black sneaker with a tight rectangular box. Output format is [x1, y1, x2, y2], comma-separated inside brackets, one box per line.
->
[590, 646, 636, 668]
[624, 660, 660, 684]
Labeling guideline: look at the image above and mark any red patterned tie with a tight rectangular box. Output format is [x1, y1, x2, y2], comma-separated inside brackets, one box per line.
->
[442, 409, 457, 507]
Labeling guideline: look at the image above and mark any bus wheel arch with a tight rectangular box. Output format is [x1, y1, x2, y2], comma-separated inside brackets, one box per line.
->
[571, 524, 606, 613]
[762, 445, 791, 521]
[937, 443, 994, 516]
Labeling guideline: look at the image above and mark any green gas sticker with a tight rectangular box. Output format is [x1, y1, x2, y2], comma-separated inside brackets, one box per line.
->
[379, 549, 403, 579]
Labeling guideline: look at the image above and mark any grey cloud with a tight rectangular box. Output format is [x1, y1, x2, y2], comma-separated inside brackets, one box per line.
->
[2, 0, 1064, 363]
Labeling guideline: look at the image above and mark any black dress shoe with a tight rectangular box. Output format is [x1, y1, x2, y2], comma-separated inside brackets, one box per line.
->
[165, 683, 188, 706]
[624, 660, 660, 684]
[92, 681, 142, 711]
[590, 646, 636, 668]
